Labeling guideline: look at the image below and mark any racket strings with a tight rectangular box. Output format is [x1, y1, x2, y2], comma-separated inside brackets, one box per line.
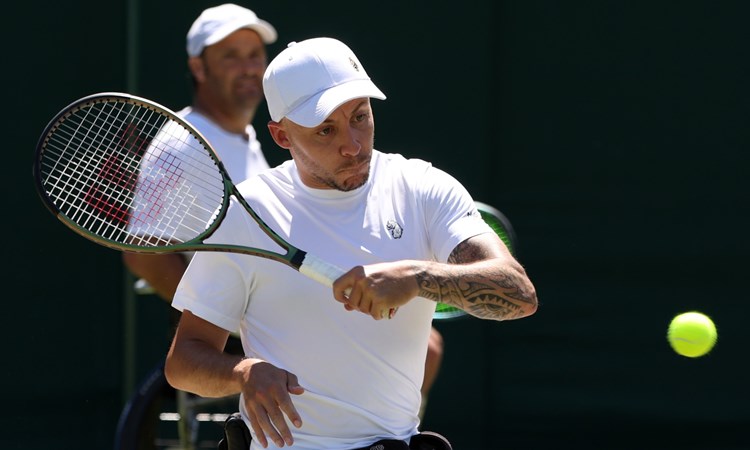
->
[39, 98, 226, 248]
[41, 101, 145, 238]
[127, 118, 225, 246]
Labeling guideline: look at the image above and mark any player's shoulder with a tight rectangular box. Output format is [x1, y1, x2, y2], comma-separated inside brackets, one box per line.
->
[252, 160, 295, 187]
[373, 151, 466, 204]
[373, 150, 433, 175]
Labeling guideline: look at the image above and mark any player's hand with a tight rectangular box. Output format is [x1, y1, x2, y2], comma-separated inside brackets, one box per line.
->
[239, 359, 304, 448]
[333, 261, 420, 320]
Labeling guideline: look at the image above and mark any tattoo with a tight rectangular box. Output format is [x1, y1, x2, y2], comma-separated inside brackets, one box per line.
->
[416, 238, 535, 320]
[447, 239, 482, 265]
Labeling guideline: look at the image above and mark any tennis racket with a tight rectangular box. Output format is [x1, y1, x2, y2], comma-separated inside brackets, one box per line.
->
[33, 92, 395, 314]
[432, 201, 519, 320]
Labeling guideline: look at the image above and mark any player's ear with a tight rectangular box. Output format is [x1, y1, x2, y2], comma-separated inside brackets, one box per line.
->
[188, 57, 206, 83]
[267, 121, 292, 149]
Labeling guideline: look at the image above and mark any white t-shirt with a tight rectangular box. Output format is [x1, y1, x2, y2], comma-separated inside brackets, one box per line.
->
[172, 150, 492, 450]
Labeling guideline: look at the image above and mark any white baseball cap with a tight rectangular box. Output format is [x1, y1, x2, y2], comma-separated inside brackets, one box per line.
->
[263, 37, 386, 127]
[186, 3, 277, 57]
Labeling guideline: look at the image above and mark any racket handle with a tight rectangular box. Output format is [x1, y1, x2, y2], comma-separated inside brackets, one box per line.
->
[298, 253, 397, 319]
[298, 253, 345, 287]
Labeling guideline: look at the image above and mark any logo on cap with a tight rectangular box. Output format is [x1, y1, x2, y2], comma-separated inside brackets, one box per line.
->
[349, 57, 360, 72]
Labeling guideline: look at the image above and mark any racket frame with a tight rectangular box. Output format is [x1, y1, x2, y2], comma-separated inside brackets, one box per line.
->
[33, 92, 309, 271]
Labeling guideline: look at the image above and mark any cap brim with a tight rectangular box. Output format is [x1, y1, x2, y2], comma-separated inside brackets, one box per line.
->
[286, 79, 386, 127]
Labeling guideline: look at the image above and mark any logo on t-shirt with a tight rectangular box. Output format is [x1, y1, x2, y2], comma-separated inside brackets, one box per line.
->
[386, 219, 403, 239]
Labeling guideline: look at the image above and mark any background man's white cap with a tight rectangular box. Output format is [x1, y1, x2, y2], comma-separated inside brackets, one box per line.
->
[263, 37, 386, 127]
[186, 3, 277, 57]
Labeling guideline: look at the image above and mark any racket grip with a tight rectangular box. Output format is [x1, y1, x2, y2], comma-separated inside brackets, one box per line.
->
[298, 253, 397, 319]
[298, 253, 345, 288]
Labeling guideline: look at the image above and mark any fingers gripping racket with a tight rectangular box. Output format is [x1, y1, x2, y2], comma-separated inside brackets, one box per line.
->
[432, 201, 519, 320]
[33, 92, 355, 294]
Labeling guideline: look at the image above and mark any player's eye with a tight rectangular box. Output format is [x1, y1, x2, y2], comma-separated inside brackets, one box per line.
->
[317, 126, 333, 136]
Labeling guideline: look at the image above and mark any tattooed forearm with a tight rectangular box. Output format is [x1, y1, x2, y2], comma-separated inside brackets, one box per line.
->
[416, 270, 534, 320]
[414, 235, 538, 321]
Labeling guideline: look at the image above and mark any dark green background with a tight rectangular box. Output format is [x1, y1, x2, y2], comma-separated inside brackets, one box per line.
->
[5, 1, 747, 449]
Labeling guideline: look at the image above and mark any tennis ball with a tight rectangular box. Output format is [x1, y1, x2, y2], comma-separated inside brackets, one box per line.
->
[667, 311, 717, 358]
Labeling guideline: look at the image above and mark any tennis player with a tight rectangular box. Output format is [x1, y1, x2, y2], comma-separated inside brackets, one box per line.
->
[165, 37, 538, 450]
[124, 3, 445, 422]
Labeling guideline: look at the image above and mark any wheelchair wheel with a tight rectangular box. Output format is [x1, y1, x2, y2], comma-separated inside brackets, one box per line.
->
[114, 361, 237, 450]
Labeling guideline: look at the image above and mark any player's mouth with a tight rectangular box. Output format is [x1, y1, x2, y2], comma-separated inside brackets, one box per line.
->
[338, 162, 368, 178]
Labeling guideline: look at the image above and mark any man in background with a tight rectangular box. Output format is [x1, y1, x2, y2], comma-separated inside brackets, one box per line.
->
[123, 3, 277, 297]
[119, 6, 279, 448]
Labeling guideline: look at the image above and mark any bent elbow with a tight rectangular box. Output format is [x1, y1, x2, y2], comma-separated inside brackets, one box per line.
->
[515, 268, 538, 318]
[523, 297, 538, 317]
[515, 284, 538, 319]
[163, 355, 184, 391]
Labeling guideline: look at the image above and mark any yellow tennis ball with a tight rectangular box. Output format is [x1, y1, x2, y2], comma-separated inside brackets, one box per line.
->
[667, 311, 717, 358]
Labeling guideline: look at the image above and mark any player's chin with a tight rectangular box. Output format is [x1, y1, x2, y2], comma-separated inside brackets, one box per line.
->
[338, 172, 369, 191]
